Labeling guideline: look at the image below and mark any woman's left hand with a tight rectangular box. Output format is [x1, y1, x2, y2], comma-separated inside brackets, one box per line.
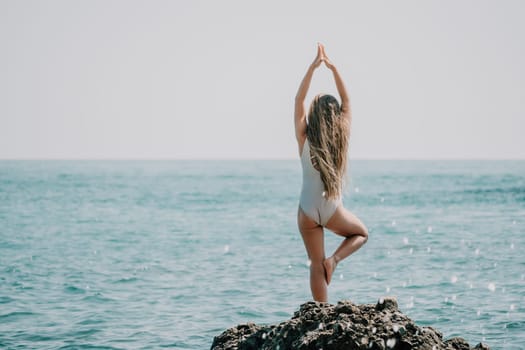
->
[311, 43, 324, 69]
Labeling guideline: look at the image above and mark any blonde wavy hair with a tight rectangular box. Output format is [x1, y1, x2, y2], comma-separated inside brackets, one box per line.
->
[306, 94, 349, 199]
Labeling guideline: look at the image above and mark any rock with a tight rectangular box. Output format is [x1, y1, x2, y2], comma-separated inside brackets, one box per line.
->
[375, 296, 398, 312]
[211, 322, 261, 350]
[210, 298, 490, 350]
[445, 337, 471, 350]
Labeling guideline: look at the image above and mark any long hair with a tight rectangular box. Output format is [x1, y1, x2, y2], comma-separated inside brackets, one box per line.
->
[306, 94, 349, 199]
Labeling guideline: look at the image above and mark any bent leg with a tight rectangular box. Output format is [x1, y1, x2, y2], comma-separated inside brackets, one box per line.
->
[297, 207, 327, 302]
[323, 206, 368, 284]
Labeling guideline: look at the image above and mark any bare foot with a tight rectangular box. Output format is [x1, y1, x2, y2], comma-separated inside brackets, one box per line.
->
[323, 256, 337, 285]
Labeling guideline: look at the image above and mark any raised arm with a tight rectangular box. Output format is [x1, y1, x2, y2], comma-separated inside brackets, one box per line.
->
[321, 45, 351, 121]
[295, 44, 323, 145]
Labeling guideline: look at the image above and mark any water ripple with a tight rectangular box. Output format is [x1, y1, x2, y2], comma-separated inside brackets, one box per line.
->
[1, 160, 524, 349]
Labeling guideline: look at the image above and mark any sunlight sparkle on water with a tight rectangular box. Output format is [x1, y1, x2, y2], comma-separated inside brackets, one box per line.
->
[488, 282, 496, 292]
[427, 226, 433, 233]
[391, 220, 396, 227]
[223, 245, 230, 254]
[451, 275, 458, 283]
[475, 248, 480, 256]
[406, 300, 414, 309]
[403, 237, 409, 245]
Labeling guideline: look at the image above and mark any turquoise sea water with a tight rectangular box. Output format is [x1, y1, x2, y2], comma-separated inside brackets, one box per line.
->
[0, 160, 524, 349]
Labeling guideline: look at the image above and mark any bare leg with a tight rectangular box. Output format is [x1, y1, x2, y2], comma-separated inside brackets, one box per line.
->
[297, 207, 327, 302]
[324, 206, 368, 284]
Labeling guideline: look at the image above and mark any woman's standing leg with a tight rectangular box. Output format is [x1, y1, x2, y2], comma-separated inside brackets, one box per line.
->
[298, 207, 327, 302]
[323, 206, 368, 284]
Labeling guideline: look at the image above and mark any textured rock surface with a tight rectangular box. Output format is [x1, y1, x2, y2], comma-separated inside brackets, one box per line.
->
[211, 297, 490, 350]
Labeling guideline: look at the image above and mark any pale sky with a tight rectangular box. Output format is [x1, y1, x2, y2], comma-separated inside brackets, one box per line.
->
[1, 0, 524, 159]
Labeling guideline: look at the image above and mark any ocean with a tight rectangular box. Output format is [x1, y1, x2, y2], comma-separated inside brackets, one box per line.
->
[0, 160, 524, 349]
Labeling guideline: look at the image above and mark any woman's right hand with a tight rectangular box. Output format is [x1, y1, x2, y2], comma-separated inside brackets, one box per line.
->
[320, 44, 336, 71]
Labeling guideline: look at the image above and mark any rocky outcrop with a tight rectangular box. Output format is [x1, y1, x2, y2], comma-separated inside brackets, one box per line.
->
[211, 297, 489, 350]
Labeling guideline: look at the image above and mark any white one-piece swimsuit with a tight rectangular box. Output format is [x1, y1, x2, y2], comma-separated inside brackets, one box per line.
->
[299, 139, 342, 226]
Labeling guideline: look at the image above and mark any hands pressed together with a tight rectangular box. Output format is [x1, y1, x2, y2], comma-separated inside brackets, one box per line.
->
[312, 43, 336, 71]
[295, 41, 351, 142]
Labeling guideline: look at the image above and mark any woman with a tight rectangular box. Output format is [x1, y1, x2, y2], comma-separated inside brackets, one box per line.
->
[295, 43, 368, 302]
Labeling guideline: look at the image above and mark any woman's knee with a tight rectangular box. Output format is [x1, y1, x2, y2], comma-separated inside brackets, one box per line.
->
[344, 222, 368, 240]
[362, 227, 369, 243]
[359, 223, 369, 242]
